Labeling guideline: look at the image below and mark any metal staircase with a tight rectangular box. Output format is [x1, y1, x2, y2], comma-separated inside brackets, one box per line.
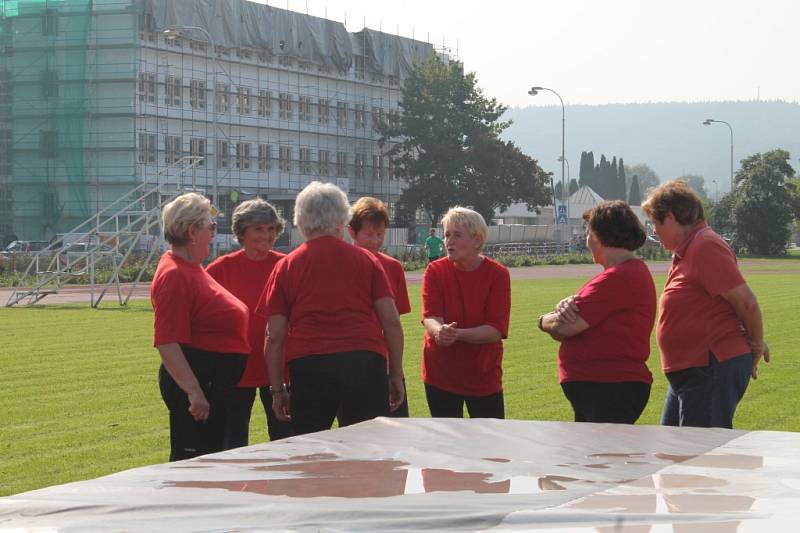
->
[5, 157, 204, 307]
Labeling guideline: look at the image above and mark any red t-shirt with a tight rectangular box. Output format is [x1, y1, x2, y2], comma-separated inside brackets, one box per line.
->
[151, 251, 249, 354]
[377, 252, 411, 315]
[207, 249, 285, 387]
[421, 257, 511, 396]
[558, 258, 656, 384]
[257, 236, 393, 362]
[658, 222, 750, 373]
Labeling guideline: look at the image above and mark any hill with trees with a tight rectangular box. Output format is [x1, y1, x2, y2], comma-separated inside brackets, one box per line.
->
[504, 100, 800, 196]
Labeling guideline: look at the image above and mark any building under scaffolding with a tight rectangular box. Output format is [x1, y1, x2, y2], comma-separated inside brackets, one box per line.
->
[0, 0, 436, 242]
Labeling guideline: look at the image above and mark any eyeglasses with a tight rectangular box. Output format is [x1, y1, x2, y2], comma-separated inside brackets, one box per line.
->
[197, 218, 217, 233]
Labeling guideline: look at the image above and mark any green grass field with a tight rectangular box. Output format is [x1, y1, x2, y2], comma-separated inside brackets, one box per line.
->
[1, 260, 799, 496]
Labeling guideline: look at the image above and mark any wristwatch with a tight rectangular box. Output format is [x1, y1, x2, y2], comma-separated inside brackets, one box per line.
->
[269, 383, 287, 394]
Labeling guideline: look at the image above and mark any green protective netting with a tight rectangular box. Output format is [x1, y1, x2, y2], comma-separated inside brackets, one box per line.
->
[1, 0, 141, 240]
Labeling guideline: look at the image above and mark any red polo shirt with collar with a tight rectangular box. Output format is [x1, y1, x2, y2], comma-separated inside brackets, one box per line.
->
[657, 222, 750, 373]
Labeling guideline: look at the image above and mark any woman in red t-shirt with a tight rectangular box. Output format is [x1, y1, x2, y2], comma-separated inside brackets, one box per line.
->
[207, 199, 293, 447]
[422, 207, 511, 419]
[642, 181, 769, 428]
[538, 201, 656, 424]
[260, 182, 405, 435]
[151, 193, 250, 461]
[347, 196, 412, 417]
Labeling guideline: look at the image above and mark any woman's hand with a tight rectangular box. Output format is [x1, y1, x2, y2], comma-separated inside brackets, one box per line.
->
[187, 390, 210, 422]
[388, 375, 405, 412]
[272, 390, 292, 421]
[555, 295, 580, 323]
[750, 339, 770, 379]
[435, 322, 459, 347]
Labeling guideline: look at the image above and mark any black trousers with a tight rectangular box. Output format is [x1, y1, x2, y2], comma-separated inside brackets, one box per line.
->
[424, 383, 505, 419]
[222, 386, 294, 449]
[158, 347, 246, 461]
[560, 381, 651, 424]
[289, 350, 389, 435]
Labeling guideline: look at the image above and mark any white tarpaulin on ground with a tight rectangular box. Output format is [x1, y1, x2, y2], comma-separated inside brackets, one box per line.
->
[2, 418, 799, 531]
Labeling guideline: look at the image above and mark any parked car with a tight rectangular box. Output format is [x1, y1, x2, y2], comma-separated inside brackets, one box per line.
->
[1, 240, 50, 256]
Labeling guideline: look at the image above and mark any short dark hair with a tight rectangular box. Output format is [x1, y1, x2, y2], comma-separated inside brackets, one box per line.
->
[641, 180, 705, 225]
[583, 200, 646, 251]
[349, 197, 389, 233]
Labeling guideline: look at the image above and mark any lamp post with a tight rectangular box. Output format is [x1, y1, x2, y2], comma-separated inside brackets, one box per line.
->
[163, 26, 219, 205]
[702, 118, 734, 192]
[164, 25, 221, 256]
[529, 86, 566, 242]
[558, 155, 570, 192]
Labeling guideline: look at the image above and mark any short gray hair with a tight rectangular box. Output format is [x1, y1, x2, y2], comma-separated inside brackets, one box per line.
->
[293, 181, 350, 238]
[441, 206, 488, 251]
[162, 192, 211, 246]
[231, 198, 285, 243]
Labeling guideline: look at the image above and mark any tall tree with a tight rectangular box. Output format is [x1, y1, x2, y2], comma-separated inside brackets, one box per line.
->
[579, 151, 592, 188]
[628, 175, 642, 205]
[384, 57, 551, 224]
[569, 178, 579, 195]
[624, 163, 660, 198]
[554, 181, 564, 202]
[676, 174, 708, 199]
[731, 150, 795, 255]
[610, 156, 619, 198]
[617, 157, 627, 201]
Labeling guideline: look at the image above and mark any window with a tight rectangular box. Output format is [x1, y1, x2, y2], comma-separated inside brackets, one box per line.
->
[165, 76, 181, 106]
[371, 106, 384, 132]
[215, 83, 229, 113]
[388, 157, 397, 179]
[279, 93, 292, 119]
[388, 75, 399, 87]
[189, 80, 206, 110]
[41, 70, 58, 98]
[0, 129, 12, 176]
[189, 40, 207, 53]
[319, 150, 330, 176]
[279, 146, 292, 171]
[165, 35, 182, 48]
[336, 151, 347, 176]
[41, 9, 58, 36]
[355, 153, 366, 178]
[354, 55, 366, 80]
[299, 147, 312, 174]
[355, 104, 366, 129]
[164, 135, 182, 164]
[0, 69, 11, 114]
[299, 96, 311, 122]
[189, 138, 206, 166]
[235, 142, 251, 169]
[258, 90, 272, 117]
[372, 155, 383, 178]
[236, 86, 250, 115]
[138, 133, 156, 164]
[39, 130, 57, 158]
[216, 140, 229, 168]
[388, 109, 401, 130]
[336, 101, 348, 127]
[317, 98, 330, 124]
[137, 72, 155, 103]
[258, 144, 271, 171]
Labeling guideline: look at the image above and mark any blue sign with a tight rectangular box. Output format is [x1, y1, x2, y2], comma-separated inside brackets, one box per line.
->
[557, 205, 568, 224]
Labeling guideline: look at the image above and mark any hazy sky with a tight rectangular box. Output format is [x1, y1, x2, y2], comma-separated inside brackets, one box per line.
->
[259, 0, 800, 108]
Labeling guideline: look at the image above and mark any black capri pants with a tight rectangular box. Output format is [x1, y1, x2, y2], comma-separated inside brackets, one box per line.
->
[159, 346, 246, 461]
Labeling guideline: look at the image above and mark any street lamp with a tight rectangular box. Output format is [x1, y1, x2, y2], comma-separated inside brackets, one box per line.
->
[164, 25, 223, 255]
[558, 155, 570, 192]
[163, 27, 220, 203]
[702, 118, 734, 192]
[529, 86, 566, 238]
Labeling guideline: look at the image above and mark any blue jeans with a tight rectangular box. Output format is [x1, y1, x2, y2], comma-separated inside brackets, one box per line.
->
[661, 352, 753, 429]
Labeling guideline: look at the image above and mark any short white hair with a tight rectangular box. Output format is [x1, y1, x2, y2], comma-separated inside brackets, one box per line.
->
[441, 206, 488, 251]
[162, 192, 211, 245]
[293, 181, 351, 238]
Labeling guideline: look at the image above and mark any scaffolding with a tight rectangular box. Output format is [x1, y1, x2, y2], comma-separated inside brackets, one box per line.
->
[1, 0, 440, 246]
